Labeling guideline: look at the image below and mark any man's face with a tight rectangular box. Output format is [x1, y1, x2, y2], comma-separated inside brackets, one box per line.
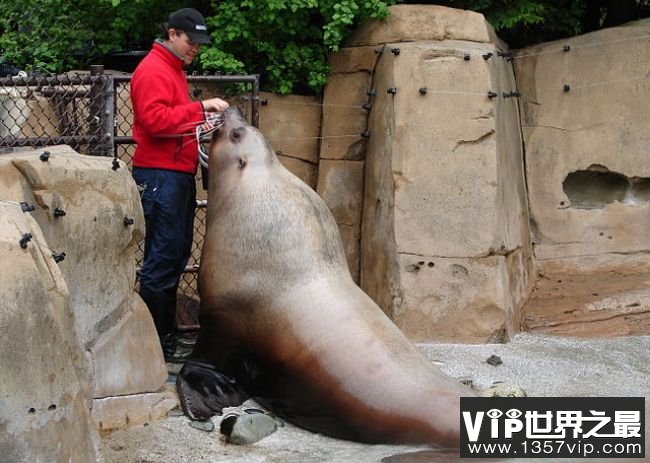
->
[168, 29, 201, 66]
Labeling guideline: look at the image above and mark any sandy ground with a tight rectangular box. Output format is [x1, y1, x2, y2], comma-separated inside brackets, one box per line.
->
[101, 333, 649, 463]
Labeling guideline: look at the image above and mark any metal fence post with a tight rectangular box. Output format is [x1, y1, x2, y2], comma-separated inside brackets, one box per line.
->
[88, 65, 114, 156]
[251, 74, 260, 128]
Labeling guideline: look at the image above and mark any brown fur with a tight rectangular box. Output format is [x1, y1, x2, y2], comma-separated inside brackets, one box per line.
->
[177, 107, 476, 448]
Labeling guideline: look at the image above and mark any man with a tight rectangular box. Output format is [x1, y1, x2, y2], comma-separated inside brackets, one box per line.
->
[130, 7, 228, 362]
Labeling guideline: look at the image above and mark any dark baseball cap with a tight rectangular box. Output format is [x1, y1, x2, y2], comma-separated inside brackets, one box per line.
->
[168, 8, 211, 44]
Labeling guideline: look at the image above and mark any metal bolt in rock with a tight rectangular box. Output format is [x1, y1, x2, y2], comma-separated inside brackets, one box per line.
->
[20, 202, 35, 213]
[19, 233, 33, 249]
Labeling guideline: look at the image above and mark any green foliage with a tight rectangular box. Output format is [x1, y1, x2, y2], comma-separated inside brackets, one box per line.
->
[0, 0, 393, 94]
[426, 1, 583, 46]
[0, 0, 191, 73]
[412, 1, 650, 48]
[200, 0, 395, 95]
[0, 0, 89, 73]
[465, 0, 585, 47]
[1, 0, 649, 90]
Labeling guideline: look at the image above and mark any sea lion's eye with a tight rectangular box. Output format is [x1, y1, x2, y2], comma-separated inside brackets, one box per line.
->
[231, 127, 244, 141]
[239, 158, 247, 169]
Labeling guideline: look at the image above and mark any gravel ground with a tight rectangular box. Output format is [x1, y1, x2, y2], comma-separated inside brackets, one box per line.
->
[101, 333, 649, 463]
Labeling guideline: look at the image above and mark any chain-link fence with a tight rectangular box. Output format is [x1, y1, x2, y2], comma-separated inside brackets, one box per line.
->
[0, 65, 260, 330]
[0, 65, 113, 155]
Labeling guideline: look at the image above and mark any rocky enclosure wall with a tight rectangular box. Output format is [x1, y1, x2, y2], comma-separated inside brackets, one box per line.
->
[513, 19, 650, 336]
[0, 146, 175, 462]
[320, 5, 535, 342]
[261, 8, 535, 343]
[276, 6, 649, 341]
[515, 20, 650, 271]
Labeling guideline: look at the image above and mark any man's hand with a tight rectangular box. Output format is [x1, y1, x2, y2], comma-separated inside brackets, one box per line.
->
[202, 97, 229, 113]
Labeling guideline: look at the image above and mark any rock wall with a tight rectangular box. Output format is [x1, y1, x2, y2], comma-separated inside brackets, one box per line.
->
[316, 48, 376, 282]
[317, 7, 650, 341]
[336, 5, 534, 342]
[259, 91, 322, 189]
[0, 145, 171, 462]
[514, 19, 650, 335]
[0, 201, 97, 462]
[515, 19, 650, 269]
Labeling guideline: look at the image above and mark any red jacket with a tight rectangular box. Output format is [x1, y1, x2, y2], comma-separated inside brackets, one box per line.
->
[131, 42, 205, 174]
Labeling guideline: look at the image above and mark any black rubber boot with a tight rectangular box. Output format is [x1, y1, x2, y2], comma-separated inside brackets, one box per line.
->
[139, 285, 176, 342]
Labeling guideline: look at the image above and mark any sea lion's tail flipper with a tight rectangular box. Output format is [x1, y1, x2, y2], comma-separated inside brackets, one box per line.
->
[176, 358, 248, 420]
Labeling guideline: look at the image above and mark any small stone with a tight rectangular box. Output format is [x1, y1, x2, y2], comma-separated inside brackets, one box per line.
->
[189, 418, 215, 432]
[486, 354, 503, 366]
[168, 408, 185, 417]
[226, 413, 278, 445]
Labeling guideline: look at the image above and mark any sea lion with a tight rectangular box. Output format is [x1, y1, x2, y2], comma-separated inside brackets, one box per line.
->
[177, 107, 476, 448]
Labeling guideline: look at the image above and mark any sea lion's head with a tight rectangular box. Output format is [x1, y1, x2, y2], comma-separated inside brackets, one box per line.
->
[209, 107, 274, 174]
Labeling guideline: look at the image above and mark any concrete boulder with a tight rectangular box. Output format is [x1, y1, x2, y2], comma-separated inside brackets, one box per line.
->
[345, 4, 505, 47]
[0, 203, 98, 463]
[357, 6, 533, 342]
[317, 159, 365, 281]
[0, 146, 170, 462]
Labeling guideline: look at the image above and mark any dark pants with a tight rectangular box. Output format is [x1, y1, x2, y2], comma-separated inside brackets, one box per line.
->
[133, 167, 196, 342]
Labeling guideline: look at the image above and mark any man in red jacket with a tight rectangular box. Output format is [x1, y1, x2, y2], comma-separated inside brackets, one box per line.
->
[131, 7, 228, 362]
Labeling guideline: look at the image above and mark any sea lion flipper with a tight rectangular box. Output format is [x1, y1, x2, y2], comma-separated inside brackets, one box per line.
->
[176, 358, 248, 420]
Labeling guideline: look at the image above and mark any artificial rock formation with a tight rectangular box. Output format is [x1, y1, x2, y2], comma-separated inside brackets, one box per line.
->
[259, 91, 322, 190]
[0, 145, 170, 462]
[0, 201, 97, 462]
[317, 46, 376, 282]
[516, 19, 650, 266]
[515, 19, 650, 335]
[349, 5, 534, 342]
[317, 159, 365, 280]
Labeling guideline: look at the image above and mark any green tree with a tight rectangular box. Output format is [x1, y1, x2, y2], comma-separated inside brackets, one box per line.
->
[0, 0, 193, 73]
[408, 1, 650, 48]
[200, 0, 395, 94]
[1, 0, 648, 89]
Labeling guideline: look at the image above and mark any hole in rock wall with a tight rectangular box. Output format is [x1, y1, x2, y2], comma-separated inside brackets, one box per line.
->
[562, 164, 650, 209]
[629, 178, 650, 202]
